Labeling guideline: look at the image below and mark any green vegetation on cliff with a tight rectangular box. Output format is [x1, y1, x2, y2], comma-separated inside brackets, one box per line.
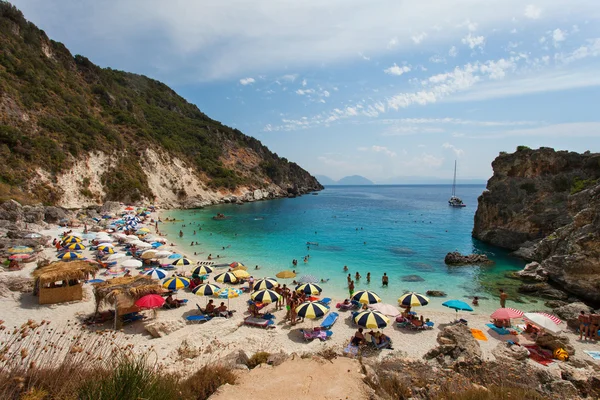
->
[0, 2, 321, 203]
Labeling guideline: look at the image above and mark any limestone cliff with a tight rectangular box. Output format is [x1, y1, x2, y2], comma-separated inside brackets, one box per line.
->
[0, 3, 322, 207]
[473, 147, 600, 304]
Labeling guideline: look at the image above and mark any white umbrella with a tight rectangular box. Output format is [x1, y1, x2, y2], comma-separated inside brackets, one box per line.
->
[126, 235, 139, 241]
[523, 312, 563, 334]
[368, 303, 401, 317]
[97, 238, 113, 244]
[121, 259, 143, 268]
[155, 250, 172, 258]
[112, 233, 127, 239]
[135, 242, 152, 249]
[106, 253, 126, 261]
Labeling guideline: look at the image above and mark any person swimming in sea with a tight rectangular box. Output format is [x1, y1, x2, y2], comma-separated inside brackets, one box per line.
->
[343, 265, 348, 272]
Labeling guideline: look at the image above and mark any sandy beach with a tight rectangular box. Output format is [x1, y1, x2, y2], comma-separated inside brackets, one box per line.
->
[1, 205, 598, 377]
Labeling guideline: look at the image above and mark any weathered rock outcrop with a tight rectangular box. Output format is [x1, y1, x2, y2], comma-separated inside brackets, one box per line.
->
[424, 324, 482, 367]
[473, 148, 600, 304]
[444, 251, 494, 265]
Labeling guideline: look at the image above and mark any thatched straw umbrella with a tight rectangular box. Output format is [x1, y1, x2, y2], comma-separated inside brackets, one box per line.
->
[92, 275, 164, 329]
[32, 261, 99, 305]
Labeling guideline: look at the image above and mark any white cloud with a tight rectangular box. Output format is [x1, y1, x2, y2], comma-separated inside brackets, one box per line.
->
[280, 74, 298, 82]
[358, 52, 371, 61]
[239, 77, 255, 85]
[442, 142, 465, 157]
[461, 33, 485, 49]
[295, 88, 315, 95]
[322, 90, 330, 97]
[552, 28, 566, 46]
[411, 32, 427, 44]
[555, 38, 600, 64]
[429, 55, 446, 63]
[302, 79, 307, 87]
[524, 5, 542, 20]
[470, 122, 600, 139]
[387, 37, 398, 48]
[359, 145, 397, 157]
[448, 46, 458, 57]
[384, 63, 411, 76]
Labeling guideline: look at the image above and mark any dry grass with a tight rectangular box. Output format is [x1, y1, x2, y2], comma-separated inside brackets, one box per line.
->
[247, 352, 270, 369]
[435, 385, 548, 400]
[180, 364, 237, 400]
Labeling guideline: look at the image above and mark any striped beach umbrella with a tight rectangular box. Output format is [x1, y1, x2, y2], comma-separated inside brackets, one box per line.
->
[61, 236, 81, 244]
[162, 276, 191, 291]
[251, 289, 280, 304]
[354, 310, 390, 329]
[398, 292, 430, 307]
[352, 290, 382, 305]
[97, 245, 115, 254]
[59, 252, 84, 260]
[232, 269, 250, 279]
[523, 312, 563, 334]
[229, 261, 245, 269]
[214, 272, 238, 284]
[296, 301, 329, 319]
[143, 268, 167, 280]
[295, 283, 322, 295]
[8, 246, 34, 254]
[490, 308, 523, 320]
[67, 243, 86, 251]
[192, 283, 221, 297]
[215, 287, 242, 307]
[171, 258, 192, 266]
[191, 265, 213, 276]
[253, 278, 279, 291]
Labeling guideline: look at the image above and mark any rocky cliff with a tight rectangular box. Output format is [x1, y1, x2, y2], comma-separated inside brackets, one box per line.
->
[473, 147, 600, 304]
[0, 3, 322, 208]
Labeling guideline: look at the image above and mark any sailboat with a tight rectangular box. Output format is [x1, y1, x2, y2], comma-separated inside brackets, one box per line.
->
[448, 160, 466, 207]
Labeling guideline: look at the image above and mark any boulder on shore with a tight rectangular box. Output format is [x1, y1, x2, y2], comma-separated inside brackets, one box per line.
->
[444, 251, 494, 265]
[553, 302, 594, 329]
[424, 324, 482, 366]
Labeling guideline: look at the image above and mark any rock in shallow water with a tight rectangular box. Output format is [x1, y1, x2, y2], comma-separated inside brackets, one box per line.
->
[444, 251, 494, 265]
[426, 290, 447, 297]
[402, 275, 425, 282]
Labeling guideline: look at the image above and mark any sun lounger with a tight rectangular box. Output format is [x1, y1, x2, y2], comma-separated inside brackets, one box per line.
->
[317, 297, 332, 306]
[300, 329, 332, 341]
[369, 335, 392, 350]
[486, 323, 511, 335]
[121, 312, 145, 324]
[186, 315, 212, 323]
[243, 316, 275, 329]
[320, 312, 339, 329]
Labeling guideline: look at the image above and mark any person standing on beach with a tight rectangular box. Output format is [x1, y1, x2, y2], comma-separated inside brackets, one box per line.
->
[499, 289, 508, 308]
[382, 273, 388, 287]
[590, 311, 600, 341]
[579, 311, 591, 341]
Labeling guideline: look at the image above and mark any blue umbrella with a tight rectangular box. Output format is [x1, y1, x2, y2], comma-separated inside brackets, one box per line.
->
[87, 279, 104, 284]
[151, 242, 163, 248]
[442, 299, 474, 319]
[168, 253, 183, 259]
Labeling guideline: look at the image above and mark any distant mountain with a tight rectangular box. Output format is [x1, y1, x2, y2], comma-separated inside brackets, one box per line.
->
[376, 176, 488, 185]
[337, 175, 375, 185]
[314, 175, 337, 185]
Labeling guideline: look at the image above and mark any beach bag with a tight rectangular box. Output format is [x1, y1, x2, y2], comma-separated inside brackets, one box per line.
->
[553, 348, 569, 361]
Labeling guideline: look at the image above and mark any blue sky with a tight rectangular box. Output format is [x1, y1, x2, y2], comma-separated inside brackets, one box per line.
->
[13, 0, 600, 181]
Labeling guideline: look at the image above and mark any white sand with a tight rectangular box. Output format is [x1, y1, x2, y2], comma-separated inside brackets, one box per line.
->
[1, 206, 598, 375]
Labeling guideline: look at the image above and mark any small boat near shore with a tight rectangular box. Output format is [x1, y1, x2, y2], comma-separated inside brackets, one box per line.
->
[449, 160, 466, 208]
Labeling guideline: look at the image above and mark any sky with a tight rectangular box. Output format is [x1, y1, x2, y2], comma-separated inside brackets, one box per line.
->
[12, 0, 600, 182]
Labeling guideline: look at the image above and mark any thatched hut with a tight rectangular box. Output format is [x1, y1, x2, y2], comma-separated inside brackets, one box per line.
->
[93, 275, 164, 329]
[32, 261, 99, 305]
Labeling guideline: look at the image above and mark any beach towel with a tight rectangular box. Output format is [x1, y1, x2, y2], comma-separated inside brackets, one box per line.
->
[471, 329, 488, 341]
[584, 350, 600, 361]
[486, 323, 511, 335]
[343, 343, 359, 357]
[523, 345, 554, 366]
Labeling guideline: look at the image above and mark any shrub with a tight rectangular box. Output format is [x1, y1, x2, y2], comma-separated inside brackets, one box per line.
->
[434, 384, 547, 400]
[179, 365, 236, 400]
[519, 182, 537, 194]
[516, 145, 531, 152]
[247, 351, 270, 369]
[570, 176, 597, 195]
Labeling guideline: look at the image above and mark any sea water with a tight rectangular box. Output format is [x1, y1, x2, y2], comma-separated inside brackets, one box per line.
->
[160, 185, 544, 312]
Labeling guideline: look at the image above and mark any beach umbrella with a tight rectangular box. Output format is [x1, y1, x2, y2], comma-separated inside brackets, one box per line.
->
[232, 269, 250, 279]
[214, 272, 238, 284]
[352, 290, 382, 305]
[87, 279, 104, 284]
[106, 253, 126, 262]
[155, 250, 173, 258]
[192, 283, 221, 297]
[253, 278, 279, 291]
[276, 270, 296, 279]
[137, 227, 150, 233]
[126, 235, 139, 241]
[168, 253, 183, 259]
[97, 245, 115, 254]
[442, 300, 474, 319]
[229, 261, 245, 269]
[354, 310, 390, 329]
[523, 312, 563, 334]
[143, 268, 168, 280]
[251, 289, 280, 304]
[368, 303, 401, 317]
[9, 254, 32, 261]
[135, 242, 152, 249]
[163, 276, 191, 291]
[61, 236, 81, 244]
[59, 252, 84, 260]
[171, 258, 192, 266]
[8, 246, 34, 254]
[67, 243, 86, 251]
[490, 308, 523, 320]
[113, 233, 127, 239]
[121, 259, 143, 268]
[191, 265, 213, 276]
[297, 274, 319, 284]
[150, 242, 163, 248]
[141, 250, 158, 260]
[295, 283, 322, 295]
[215, 287, 242, 308]
[398, 292, 430, 307]
[296, 301, 329, 319]
[135, 294, 165, 309]
[23, 233, 42, 239]
[96, 238, 113, 244]
[125, 206, 135, 211]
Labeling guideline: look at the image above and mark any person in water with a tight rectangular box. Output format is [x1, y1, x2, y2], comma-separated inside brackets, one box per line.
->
[366, 272, 371, 283]
[355, 272, 361, 280]
[343, 265, 348, 272]
[382, 273, 389, 287]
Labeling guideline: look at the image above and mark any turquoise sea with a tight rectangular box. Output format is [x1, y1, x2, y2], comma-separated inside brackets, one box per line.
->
[160, 185, 543, 312]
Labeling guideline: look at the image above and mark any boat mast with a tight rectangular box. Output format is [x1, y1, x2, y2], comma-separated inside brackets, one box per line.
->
[452, 160, 457, 197]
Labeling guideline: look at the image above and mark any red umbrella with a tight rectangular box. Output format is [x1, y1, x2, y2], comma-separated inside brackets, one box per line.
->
[9, 254, 32, 260]
[135, 294, 165, 309]
[490, 307, 523, 320]
[125, 206, 135, 211]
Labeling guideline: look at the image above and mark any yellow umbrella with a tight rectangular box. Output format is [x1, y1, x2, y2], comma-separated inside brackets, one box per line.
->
[232, 265, 248, 271]
[232, 269, 250, 279]
[137, 227, 151, 233]
[97, 245, 115, 254]
[276, 270, 296, 279]
[141, 250, 157, 259]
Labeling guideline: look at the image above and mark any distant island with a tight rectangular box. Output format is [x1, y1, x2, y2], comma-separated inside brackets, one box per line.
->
[315, 175, 374, 185]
